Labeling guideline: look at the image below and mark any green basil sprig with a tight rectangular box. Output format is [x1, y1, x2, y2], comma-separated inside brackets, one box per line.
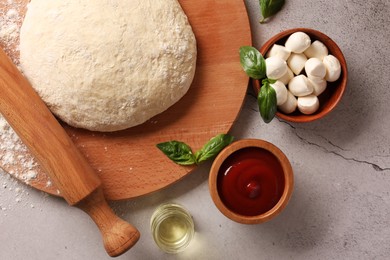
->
[258, 79, 277, 123]
[239, 46, 277, 123]
[195, 134, 234, 163]
[259, 0, 286, 23]
[157, 134, 234, 166]
[156, 141, 196, 165]
[239, 46, 266, 79]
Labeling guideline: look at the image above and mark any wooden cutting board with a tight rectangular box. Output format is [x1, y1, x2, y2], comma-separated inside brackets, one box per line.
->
[0, 0, 252, 200]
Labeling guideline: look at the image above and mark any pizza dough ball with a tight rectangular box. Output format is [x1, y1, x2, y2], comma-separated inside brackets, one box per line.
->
[20, 0, 197, 132]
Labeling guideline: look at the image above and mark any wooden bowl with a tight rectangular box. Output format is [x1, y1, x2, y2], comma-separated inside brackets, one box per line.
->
[209, 139, 293, 224]
[253, 28, 348, 122]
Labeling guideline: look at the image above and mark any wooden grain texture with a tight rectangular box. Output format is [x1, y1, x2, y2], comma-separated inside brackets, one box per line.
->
[0, 47, 101, 205]
[0, 0, 252, 200]
[78, 188, 140, 256]
[0, 47, 140, 255]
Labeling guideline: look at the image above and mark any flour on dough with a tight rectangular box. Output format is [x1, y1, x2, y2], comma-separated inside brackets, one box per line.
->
[19, 0, 197, 132]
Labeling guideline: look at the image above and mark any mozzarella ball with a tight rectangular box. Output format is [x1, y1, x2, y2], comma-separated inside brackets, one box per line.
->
[285, 32, 311, 53]
[278, 67, 294, 85]
[297, 95, 320, 114]
[287, 53, 307, 75]
[278, 91, 297, 114]
[304, 40, 329, 60]
[265, 56, 288, 80]
[288, 75, 313, 97]
[323, 55, 341, 82]
[305, 58, 326, 78]
[308, 76, 327, 96]
[266, 44, 291, 60]
[270, 80, 288, 105]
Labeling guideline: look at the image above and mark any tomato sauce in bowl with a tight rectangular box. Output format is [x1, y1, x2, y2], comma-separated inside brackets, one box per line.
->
[217, 147, 285, 216]
[209, 139, 293, 224]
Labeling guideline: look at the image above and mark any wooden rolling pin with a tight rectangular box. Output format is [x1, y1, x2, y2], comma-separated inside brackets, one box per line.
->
[0, 48, 140, 257]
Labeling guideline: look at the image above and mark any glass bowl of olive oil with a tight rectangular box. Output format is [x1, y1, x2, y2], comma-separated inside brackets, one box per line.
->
[150, 203, 195, 253]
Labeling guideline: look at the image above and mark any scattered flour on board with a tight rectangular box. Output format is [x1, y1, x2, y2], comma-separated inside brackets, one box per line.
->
[0, 1, 52, 213]
[0, 0, 23, 66]
[0, 0, 42, 184]
[0, 116, 40, 184]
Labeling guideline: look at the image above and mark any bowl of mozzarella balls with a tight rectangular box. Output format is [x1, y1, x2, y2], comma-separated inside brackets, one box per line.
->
[253, 28, 348, 122]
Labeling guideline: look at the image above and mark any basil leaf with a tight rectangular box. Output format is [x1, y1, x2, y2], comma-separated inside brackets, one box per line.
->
[259, 0, 286, 23]
[258, 79, 277, 123]
[157, 134, 233, 166]
[239, 46, 266, 80]
[156, 141, 196, 165]
[195, 134, 234, 164]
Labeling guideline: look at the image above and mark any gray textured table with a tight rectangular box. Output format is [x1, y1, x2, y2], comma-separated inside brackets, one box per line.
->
[1, 0, 389, 259]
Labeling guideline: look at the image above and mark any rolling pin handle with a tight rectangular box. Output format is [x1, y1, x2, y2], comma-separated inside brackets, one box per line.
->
[77, 188, 140, 257]
[0, 42, 140, 257]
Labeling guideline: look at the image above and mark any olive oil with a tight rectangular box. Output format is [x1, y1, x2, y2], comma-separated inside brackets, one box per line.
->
[150, 203, 194, 253]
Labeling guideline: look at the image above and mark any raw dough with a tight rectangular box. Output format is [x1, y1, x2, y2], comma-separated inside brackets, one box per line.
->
[19, 0, 197, 132]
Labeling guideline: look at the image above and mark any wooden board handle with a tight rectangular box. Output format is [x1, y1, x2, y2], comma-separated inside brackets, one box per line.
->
[0, 48, 139, 256]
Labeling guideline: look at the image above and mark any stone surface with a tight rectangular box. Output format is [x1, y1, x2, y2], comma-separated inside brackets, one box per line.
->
[1, 0, 390, 259]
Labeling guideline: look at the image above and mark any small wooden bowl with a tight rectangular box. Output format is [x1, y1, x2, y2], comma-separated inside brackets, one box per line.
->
[253, 28, 348, 122]
[209, 139, 294, 224]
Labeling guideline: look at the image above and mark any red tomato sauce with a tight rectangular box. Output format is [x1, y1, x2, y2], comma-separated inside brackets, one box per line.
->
[217, 147, 285, 216]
